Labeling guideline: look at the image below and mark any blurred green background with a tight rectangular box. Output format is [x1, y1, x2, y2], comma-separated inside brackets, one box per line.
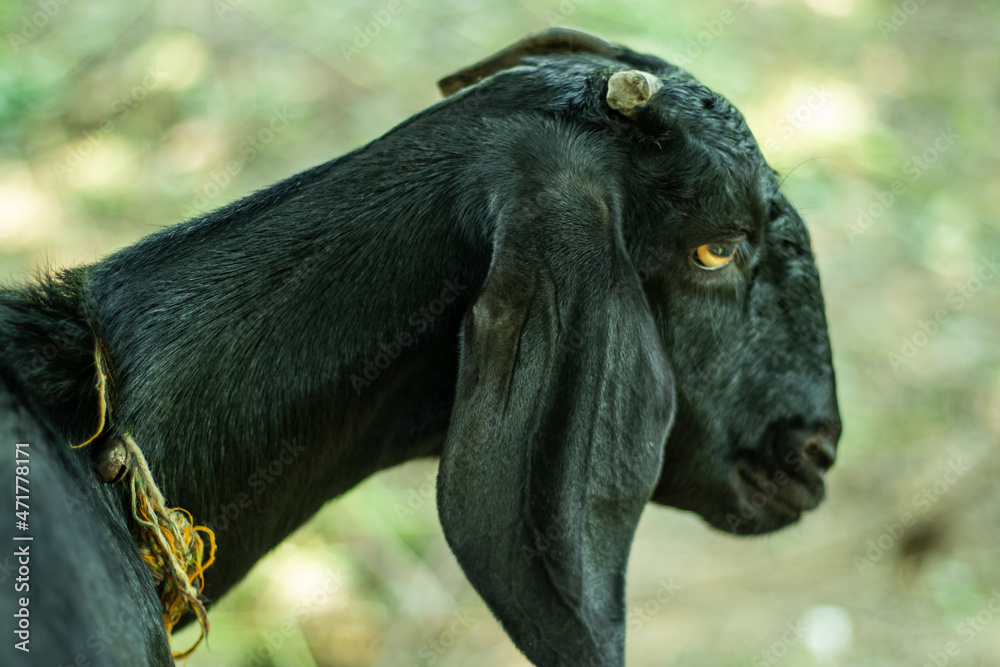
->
[2, 0, 999, 665]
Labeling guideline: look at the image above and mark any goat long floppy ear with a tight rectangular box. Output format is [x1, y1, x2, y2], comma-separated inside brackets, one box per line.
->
[438, 181, 675, 666]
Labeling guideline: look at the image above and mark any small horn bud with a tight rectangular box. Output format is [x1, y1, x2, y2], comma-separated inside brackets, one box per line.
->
[606, 70, 662, 118]
[95, 439, 130, 484]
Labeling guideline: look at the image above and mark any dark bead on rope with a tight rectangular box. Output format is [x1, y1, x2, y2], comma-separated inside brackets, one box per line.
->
[95, 439, 130, 484]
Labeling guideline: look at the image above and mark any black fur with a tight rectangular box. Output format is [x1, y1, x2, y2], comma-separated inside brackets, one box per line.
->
[0, 363, 171, 665]
[0, 32, 840, 667]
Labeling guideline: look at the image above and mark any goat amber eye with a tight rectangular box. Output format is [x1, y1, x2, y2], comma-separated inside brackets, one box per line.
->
[694, 243, 737, 270]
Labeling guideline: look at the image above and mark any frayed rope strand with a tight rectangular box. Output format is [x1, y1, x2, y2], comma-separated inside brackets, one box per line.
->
[126, 435, 216, 658]
[74, 339, 216, 659]
[72, 338, 107, 449]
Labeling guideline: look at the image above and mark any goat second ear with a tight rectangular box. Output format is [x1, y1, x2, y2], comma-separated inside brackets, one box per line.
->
[438, 27, 621, 96]
[437, 192, 674, 666]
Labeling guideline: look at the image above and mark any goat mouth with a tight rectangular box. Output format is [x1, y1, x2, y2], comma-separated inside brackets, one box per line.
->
[731, 462, 825, 524]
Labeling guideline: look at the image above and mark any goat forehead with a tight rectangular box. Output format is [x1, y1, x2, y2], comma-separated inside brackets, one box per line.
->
[766, 204, 814, 248]
[657, 78, 759, 151]
[668, 159, 771, 229]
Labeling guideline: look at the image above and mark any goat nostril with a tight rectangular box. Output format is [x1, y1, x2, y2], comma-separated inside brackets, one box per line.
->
[801, 435, 836, 471]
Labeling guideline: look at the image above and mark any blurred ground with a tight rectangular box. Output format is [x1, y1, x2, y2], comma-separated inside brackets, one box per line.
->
[2, 0, 999, 665]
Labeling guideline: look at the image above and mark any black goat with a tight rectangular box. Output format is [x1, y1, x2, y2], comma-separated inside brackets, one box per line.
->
[0, 29, 841, 667]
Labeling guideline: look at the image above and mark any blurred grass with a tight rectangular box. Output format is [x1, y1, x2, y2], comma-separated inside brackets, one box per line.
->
[2, 0, 999, 665]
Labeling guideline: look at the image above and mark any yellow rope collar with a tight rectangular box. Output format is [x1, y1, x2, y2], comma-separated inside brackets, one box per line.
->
[74, 338, 216, 659]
